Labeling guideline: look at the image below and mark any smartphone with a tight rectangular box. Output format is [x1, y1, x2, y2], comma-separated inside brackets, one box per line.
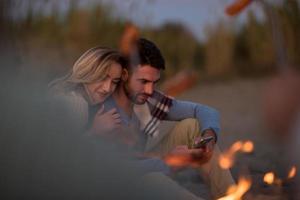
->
[193, 136, 214, 149]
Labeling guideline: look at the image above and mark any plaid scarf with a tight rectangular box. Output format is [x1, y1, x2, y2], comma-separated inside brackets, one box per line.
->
[134, 90, 173, 138]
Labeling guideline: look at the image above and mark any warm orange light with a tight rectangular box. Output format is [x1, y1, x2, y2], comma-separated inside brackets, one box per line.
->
[288, 166, 297, 179]
[264, 172, 275, 185]
[219, 140, 254, 169]
[231, 141, 243, 152]
[119, 23, 139, 56]
[218, 177, 252, 200]
[225, 0, 253, 16]
[242, 141, 254, 153]
[164, 154, 190, 167]
[226, 185, 237, 194]
[219, 154, 234, 169]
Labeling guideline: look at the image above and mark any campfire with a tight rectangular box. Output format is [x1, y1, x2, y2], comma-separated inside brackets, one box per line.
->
[164, 137, 297, 199]
[218, 176, 252, 200]
[263, 165, 297, 186]
[263, 172, 275, 185]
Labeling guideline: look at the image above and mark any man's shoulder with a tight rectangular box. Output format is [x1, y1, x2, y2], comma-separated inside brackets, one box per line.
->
[145, 90, 173, 120]
[148, 90, 173, 106]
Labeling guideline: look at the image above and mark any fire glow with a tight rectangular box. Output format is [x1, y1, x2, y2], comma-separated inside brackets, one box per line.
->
[225, 0, 253, 16]
[263, 172, 275, 185]
[263, 166, 297, 186]
[217, 176, 252, 200]
[288, 166, 297, 179]
[164, 152, 207, 168]
[119, 23, 139, 56]
[164, 154, 194, 168]
[219, 140, 254, 169]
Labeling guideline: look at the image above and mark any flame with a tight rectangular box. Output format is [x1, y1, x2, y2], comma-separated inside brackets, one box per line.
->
[225, 0, 253, 16]
[218, 177, 252, 200]
[242, 141, 254, 153]
[288, 166, 297, 179]
[263, 166, 296, 186]
[164, 154, 192, 167]
[219, 154, 234, 169]
[119, 23, 139, 56]
[263, 172, 275, 185]
[219, 140, 254, 169]
[226, 185, 237, 194]
[231, 141, 243, 152]
[262, 168, 297, 185]
[164, 149, 210, 168]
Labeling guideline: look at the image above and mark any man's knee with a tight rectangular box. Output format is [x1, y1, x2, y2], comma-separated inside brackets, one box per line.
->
[157, 118, 201, 153]
[176, 118, 200, 135]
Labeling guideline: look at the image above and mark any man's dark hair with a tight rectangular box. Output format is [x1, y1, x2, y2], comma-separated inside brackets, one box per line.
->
[136, 38, 165, 70]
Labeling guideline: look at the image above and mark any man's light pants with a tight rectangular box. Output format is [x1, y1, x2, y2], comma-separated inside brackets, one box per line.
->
[147, 119, 236, 199]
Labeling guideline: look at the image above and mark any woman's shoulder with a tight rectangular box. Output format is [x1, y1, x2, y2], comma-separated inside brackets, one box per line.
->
[49, 79, 83, 100]
[53, 88, 88, 108]
[49, 85, 89, 128]
[48, 80, 86, 109]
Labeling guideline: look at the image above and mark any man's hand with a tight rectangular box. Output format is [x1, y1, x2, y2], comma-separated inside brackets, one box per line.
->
[89, 106, 122, 135]
[197, 129, 217, 162]
[165, 129, 217, 169]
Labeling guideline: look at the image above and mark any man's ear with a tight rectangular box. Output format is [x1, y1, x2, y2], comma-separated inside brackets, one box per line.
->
[122, 69, 129, 81]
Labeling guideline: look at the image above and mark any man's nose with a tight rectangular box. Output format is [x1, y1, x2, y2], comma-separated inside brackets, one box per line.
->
[144, 83, 154, 95]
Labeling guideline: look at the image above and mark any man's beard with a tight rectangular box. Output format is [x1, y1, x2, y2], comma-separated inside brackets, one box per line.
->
[123, 82, 148, 105]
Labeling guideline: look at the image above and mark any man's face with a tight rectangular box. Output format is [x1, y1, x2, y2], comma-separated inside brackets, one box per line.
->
[124, 65, 161, 105]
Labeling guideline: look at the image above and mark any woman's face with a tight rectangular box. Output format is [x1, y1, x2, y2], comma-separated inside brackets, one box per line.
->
[84, 62, 122, 104]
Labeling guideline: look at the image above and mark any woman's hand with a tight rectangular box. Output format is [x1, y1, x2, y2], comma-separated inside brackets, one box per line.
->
[89, 105, 122, 135]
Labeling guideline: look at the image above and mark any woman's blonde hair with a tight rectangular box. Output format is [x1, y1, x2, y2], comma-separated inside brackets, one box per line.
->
[49, 46, 127, 92]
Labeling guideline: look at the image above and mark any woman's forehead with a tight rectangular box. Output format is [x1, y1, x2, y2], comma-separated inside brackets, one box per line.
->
[107, 62, 122, 78]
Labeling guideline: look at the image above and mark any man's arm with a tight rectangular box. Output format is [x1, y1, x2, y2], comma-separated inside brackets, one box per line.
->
[165, 99, 220, 141]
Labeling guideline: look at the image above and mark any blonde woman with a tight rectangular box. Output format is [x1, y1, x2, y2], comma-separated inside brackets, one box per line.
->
[49, 47, 128, 135]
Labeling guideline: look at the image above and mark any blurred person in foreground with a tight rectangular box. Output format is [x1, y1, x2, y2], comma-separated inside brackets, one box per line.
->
[96, 38, 236, 199]
[263, 69, 300, 198]
[0, 47, 144, 199]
